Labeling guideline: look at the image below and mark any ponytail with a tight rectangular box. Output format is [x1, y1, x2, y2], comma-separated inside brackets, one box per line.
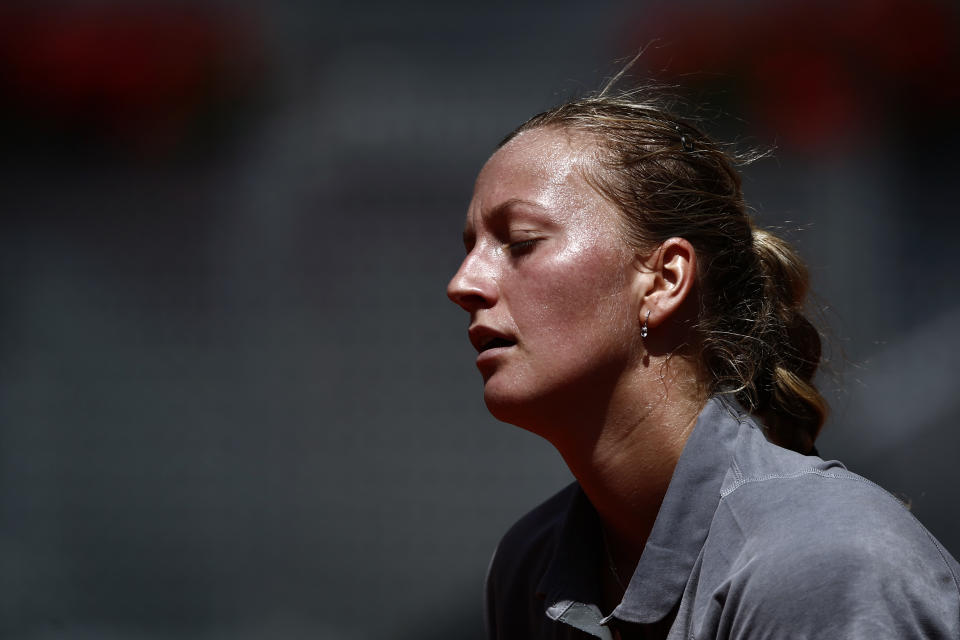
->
[749, 229, 827, 450]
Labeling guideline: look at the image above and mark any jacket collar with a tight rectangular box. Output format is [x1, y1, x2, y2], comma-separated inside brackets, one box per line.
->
[535, 396, 747, 625]
[612, 396, 744, 623]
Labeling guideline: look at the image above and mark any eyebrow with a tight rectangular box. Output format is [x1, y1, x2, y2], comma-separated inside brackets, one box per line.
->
[462, 198, 546, 247]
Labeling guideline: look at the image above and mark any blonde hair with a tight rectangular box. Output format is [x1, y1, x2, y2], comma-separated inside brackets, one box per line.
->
[503, 91, 827, 451]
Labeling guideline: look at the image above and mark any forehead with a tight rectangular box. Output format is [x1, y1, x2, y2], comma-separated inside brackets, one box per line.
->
[473, 127, 594, 205]
[463, 127, 605, 233]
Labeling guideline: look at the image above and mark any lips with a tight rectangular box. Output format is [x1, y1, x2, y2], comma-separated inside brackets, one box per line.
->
[468, 325, 517, 354]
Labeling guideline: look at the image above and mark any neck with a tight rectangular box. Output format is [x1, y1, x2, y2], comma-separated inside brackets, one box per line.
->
[546, 357, 705, 577]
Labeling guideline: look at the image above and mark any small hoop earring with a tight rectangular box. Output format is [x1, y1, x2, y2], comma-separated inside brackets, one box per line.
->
[641, 310, 650, 338]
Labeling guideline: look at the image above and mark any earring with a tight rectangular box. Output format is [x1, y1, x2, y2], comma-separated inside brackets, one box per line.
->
[641, 310, 650, 338]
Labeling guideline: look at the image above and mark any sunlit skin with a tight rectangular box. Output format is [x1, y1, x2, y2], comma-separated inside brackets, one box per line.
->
[447, 127, 707, 607]
[450, 128, 642, 433]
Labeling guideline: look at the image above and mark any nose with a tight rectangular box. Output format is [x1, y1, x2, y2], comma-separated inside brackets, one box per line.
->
[447, 251, 497, 312]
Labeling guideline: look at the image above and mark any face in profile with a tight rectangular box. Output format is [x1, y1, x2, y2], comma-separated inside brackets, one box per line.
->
[447, 127, 646, 432]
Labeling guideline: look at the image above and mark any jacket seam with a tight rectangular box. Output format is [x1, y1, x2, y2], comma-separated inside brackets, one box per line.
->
[720, 468, 878, 499]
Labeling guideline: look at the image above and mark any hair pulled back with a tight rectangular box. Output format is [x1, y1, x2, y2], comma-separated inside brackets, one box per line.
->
[502, 91, 827, 452]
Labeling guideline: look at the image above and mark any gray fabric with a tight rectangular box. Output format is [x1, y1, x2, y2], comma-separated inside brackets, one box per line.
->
[485, 396, 960, 639]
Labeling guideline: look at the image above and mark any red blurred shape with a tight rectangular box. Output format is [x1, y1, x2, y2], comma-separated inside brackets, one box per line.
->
[626, 0, 959, 152]
[0, 4, 264, 155]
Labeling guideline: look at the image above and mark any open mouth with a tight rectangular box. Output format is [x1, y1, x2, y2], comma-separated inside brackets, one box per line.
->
[479, 336, 516, 352]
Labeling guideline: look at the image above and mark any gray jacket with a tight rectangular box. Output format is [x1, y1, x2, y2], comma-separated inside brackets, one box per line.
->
[485, 396, 960, 639]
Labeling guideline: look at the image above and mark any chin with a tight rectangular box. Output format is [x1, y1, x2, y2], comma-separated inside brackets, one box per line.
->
[483, 387, 522, 422]
[483, 382, 533, 424]
[481, 364, 624, 440]
[482, 380, 563, 438]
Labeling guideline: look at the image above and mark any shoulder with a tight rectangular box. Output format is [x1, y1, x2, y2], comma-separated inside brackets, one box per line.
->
[712, 451, 960, 638]
[485, 483, 580, 639]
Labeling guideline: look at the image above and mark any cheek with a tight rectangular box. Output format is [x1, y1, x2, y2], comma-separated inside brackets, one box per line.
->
[520, 243, 633, 338]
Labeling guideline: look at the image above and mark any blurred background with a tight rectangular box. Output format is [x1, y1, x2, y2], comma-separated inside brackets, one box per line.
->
[1, 1, 959, 638]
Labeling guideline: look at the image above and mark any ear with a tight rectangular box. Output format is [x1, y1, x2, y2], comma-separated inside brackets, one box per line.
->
[632, 237, 697, 330]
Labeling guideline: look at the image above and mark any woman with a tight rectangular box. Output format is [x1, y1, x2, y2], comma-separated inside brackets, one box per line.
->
[447, 89, 960, 640]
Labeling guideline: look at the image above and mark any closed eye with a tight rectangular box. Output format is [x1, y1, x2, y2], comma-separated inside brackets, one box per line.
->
[505, 238, 539, 256]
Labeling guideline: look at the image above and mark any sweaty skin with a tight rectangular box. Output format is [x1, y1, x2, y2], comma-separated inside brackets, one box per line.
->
[447, 127, 644, 438]
[448, 127, 706, 606]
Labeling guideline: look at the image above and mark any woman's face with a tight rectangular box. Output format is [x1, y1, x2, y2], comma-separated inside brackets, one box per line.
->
[447, 127, 645, 428]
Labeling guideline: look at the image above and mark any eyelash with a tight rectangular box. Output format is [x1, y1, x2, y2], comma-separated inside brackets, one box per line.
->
[505, 239, 538, 255]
